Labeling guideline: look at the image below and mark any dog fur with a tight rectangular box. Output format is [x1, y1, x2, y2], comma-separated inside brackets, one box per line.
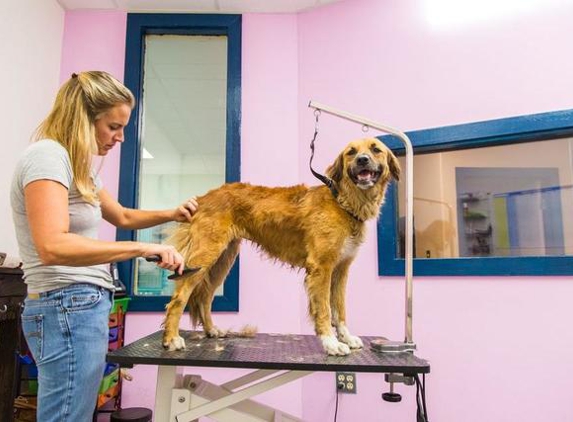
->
[162, 138, 400, 355]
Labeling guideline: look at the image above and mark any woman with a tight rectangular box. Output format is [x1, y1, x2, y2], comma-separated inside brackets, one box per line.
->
[10, 71, 197, 421]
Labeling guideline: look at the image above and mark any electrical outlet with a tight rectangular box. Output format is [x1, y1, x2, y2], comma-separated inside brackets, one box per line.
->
[336, 372, 357, 394]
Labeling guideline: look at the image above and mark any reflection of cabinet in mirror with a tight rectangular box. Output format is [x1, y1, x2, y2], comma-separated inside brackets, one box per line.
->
[459, 192, 493, 256]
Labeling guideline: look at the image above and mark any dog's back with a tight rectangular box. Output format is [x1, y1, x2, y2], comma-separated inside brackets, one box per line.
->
[170, 182, 354, 269]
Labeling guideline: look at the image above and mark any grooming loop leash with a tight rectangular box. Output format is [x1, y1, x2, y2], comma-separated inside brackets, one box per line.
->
[309, 110, 339, 197]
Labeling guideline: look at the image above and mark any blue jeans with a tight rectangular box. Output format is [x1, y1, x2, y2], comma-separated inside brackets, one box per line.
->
[22, 283, 112, 422]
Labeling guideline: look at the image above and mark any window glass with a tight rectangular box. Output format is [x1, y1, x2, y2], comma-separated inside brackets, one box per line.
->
[133, 35, 228, 296]
[396, 137, 573, 259]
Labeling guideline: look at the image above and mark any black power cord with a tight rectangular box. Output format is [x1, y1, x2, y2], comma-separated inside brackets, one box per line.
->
[334, 374, 428, 421]
[334, 388, 340, 422]
[414, 374, 429, 422]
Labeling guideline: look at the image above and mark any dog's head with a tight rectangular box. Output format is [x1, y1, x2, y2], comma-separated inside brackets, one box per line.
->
[326, 138, 400, 190]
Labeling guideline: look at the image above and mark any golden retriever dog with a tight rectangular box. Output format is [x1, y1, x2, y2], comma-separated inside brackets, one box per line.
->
[163, 138, 400, 356]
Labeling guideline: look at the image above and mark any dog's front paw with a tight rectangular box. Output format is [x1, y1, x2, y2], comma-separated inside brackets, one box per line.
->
[336, 325, 364, 349]
[320, 335, 351, 356]
[163, 335, 186, 351]
[341, 334, 364, 349]
[336, 324, 364, 349]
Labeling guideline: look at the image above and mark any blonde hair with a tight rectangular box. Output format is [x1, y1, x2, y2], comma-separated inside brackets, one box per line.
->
[35, 71, 135, 203]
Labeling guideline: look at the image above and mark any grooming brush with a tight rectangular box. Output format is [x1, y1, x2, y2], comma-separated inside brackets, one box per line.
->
[145, 255, 200, 280]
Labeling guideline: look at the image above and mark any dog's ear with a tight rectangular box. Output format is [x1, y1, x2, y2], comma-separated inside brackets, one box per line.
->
[326, 153, 344, 184]
[387, 150, 401, 181]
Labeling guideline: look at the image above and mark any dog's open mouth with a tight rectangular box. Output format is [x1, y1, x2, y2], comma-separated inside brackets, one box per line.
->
[350, 168, 381, 188]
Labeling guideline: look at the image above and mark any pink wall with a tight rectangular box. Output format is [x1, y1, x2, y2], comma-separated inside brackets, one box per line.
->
[297, 1, 573, 421]
[60, 1, 573, 421]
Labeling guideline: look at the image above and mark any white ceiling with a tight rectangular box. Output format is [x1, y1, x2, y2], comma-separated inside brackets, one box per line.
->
[57, 0, 342, 14]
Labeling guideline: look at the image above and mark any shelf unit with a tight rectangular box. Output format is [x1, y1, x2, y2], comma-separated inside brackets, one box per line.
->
[459, 192, 493, 256]
[96, 296, 130, 416]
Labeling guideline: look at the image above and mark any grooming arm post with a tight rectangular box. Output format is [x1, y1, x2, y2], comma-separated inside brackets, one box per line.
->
[308, 101, 414, 346]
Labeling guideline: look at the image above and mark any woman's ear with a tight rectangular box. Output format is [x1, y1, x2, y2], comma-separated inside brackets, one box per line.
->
[326, 153, 344, 184]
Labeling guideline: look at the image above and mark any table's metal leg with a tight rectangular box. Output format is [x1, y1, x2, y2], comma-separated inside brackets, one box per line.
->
[176, 370, 312, 422]
[154, 365, 184, 422]
[220, 369, 278, 390]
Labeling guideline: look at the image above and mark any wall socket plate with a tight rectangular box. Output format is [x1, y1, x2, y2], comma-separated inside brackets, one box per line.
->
[336, 372, 357, 394]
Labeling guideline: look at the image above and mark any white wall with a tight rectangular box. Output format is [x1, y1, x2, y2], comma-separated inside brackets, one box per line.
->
[0, 0, 64, 256]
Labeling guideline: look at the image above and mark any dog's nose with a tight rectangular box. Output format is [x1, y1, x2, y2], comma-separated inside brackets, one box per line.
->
[356, 154, 370, 166]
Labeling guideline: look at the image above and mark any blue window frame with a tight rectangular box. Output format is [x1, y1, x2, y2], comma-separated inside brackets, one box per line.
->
[377, 108, 573, 276]
[117, 14, 241, 311]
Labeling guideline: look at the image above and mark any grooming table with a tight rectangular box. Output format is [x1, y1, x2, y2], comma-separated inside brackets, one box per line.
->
[107, 330, 430, 422]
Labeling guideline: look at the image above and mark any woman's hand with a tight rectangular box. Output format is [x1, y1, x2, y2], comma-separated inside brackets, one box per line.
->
[173, 196, 199, 223]
[141, 244, 185, 274]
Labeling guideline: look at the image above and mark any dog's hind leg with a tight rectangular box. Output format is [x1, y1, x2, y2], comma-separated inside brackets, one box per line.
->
[305, 260, 351, 356]
[188, 239, 240, 338]
[163, 216, 239, 350]
[331, 261, 363, 350]
[163, 270, 207, 350]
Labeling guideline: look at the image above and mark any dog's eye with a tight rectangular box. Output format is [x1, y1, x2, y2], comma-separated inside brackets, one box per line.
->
[372, 146, 382, 153]
[346, 148, 357, 156]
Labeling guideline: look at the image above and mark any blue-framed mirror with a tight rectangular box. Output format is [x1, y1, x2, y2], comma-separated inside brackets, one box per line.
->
[378, 109, 573, 276]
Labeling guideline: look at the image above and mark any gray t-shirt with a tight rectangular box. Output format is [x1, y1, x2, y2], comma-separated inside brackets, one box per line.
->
[10, 139, 113, 293]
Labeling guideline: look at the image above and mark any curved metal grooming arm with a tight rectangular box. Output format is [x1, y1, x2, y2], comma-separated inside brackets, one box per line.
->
[308, 101, 414, 348]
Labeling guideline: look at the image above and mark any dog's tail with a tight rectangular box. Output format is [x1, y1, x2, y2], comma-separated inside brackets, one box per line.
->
[166, 222, 195, 264]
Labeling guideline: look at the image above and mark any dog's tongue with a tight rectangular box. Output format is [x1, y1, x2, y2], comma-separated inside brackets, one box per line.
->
[357, 170, 373, 181]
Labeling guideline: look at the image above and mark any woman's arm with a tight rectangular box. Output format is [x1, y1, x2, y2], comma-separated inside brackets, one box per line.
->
[98, 188, 198, 230]
[25, 180, 184, 272]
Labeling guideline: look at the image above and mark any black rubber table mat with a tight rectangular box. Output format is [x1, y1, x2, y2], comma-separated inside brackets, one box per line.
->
[107, 330, 430, 374]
